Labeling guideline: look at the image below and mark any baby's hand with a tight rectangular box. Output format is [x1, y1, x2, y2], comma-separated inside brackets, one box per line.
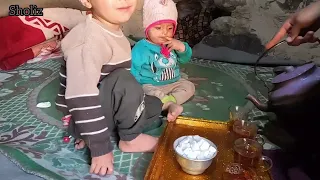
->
[163, 37, 185, 52]
[90, 151, 114, 176]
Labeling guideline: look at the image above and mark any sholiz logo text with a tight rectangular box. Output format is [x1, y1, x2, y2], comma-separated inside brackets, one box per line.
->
[9, 5, 44, 16]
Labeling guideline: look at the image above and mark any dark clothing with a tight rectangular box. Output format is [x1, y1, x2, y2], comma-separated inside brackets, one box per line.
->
[64, 69, 162, 157]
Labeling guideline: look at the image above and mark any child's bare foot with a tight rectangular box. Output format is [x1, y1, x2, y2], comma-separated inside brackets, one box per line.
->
[74, 139, 86, 150]
[119, 134, 158, 153]
[167, 103, 183, 122]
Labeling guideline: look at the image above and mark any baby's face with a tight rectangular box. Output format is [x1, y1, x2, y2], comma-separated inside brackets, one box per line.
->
[148, 23, 174, 45]
[89, 0, 137, 25]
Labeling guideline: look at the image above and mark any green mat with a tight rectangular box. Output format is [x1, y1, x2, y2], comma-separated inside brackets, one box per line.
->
[0, 58, 274, 179]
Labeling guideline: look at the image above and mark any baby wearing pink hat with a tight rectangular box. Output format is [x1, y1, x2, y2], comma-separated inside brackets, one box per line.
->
[131, 0, 195, 121]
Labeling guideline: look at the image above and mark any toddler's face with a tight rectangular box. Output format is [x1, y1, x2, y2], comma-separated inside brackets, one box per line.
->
[148, 23, 174, 45]
[83, 0, 137, 25]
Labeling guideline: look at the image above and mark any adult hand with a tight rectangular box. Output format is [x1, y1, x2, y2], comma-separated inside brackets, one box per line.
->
[265, 1, 320, 49]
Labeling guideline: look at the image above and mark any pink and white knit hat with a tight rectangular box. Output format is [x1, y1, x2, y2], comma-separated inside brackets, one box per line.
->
[143, 0, 178, 37]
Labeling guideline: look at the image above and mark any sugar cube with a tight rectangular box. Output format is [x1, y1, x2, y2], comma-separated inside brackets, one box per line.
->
[176, 146, 184, 155]
[176, 135, 217, 160]
[193, 135, 202, 142]
[207, 146, 217, 157]
[187, 150, 200, 160]
[183, 147, 192, 156]
[178, 142, 190, 150]
[196, 153, 206, 160]
[203, 151, 211, 158]
[208, 146, 216, 154]
[180, 137, 189, 144]
[199, 140, 210, 151]
[191, 141, 200, 151]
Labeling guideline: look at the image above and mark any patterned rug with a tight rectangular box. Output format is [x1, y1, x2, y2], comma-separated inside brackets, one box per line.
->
[0, 58, 274, 180]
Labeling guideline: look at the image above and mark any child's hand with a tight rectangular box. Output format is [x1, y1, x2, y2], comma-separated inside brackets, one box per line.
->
[164, 37, 186, 52]
[90, 152, 114, 176]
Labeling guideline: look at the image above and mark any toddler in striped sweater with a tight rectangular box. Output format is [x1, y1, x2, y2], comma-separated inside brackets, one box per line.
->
[55, 0, 182, 176]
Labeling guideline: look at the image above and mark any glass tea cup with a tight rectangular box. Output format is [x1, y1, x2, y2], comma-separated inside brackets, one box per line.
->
[222, 163, 257, 180]
[233, 120, 265, 145]
[228, 106, 249, 131]
[233, 138, 273, 172]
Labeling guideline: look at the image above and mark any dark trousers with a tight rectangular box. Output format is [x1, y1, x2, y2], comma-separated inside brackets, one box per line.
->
[68, 69, 163, 141]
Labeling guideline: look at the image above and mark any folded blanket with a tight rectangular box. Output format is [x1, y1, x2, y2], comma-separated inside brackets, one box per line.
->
[0, 8, 87, 70]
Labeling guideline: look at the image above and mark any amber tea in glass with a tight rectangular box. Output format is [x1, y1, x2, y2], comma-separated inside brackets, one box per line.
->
[233, 138, 273, 171]
[232, 120, 265, 144]
[228, 106, 249, 131]
[233, 120, 257, 138]
[222, 163, 257, 180]
[234, 142, 260, 168]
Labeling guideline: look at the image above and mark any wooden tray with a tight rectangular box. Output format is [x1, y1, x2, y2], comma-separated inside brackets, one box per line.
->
[144, 117, 272, 180]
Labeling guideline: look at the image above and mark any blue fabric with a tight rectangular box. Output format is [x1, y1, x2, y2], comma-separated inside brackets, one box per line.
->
[0, 153, 43, 180]
[131, 39, 192, 86]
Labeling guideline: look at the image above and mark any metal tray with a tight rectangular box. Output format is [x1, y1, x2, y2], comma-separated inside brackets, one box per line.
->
[144, 117, 272, 180]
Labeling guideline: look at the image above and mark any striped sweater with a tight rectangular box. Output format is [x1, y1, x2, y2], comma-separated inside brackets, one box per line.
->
[55, 15, 131, 157]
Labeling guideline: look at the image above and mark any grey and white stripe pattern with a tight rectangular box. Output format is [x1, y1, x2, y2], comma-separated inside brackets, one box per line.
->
[65, 95, 108, 136]
[160, 68, 175, 81]
[55, 59, 131, 138]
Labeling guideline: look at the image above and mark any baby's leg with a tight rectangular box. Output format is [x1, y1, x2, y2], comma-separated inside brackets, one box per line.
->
[142, 84, 167, 100]
[143, 84, 183, 121]
[170, 79, 195, 105]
